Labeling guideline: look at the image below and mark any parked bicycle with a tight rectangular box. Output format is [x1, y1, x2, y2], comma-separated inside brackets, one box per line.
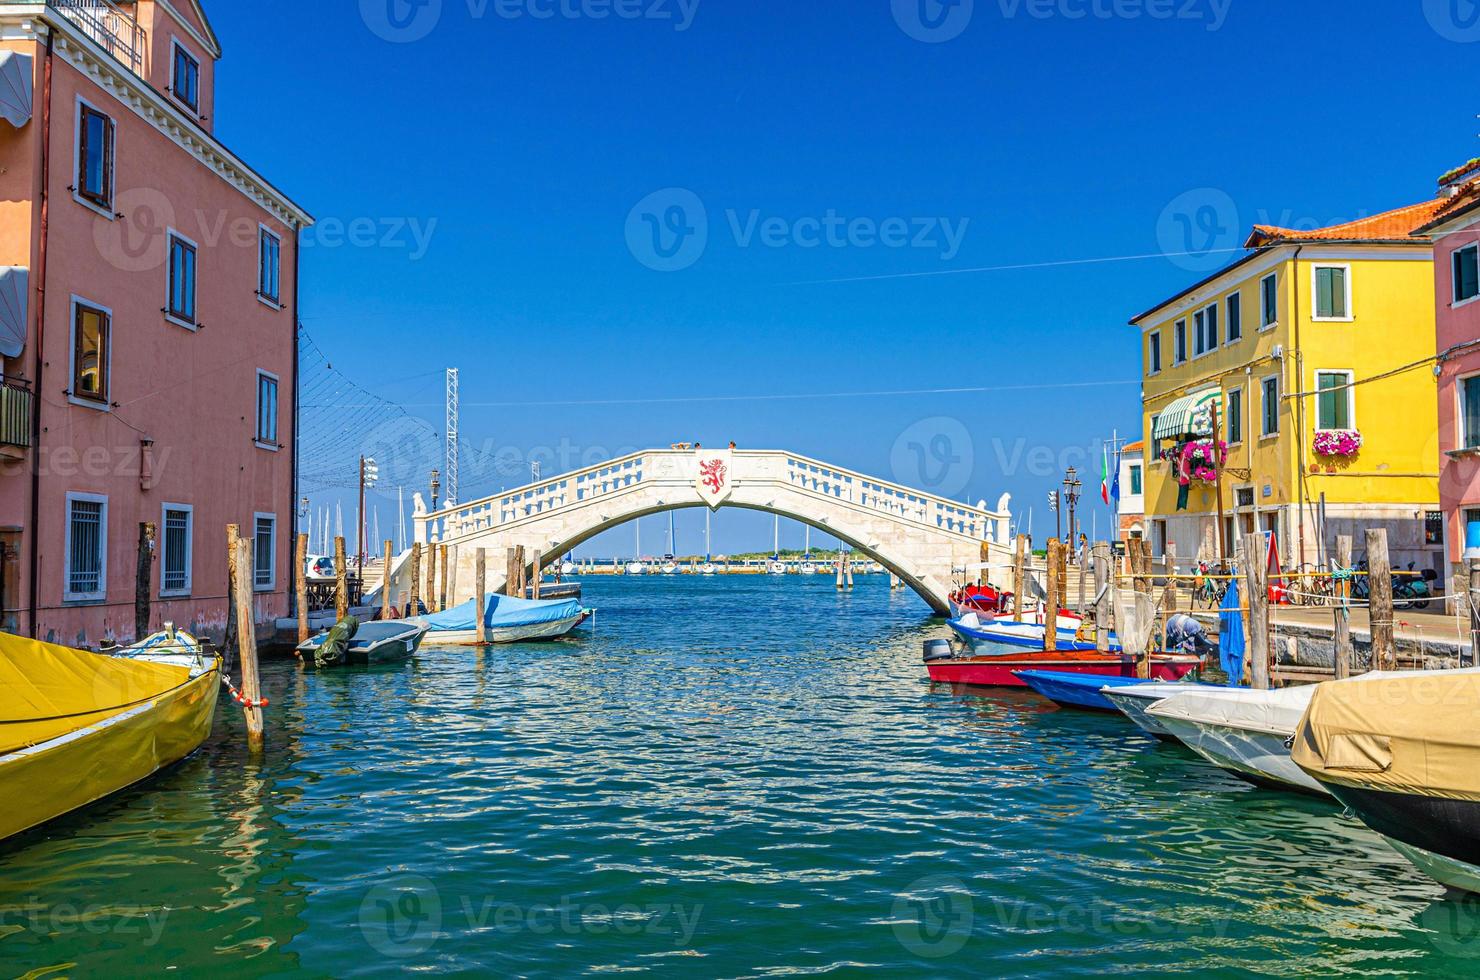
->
[1192, 561, 1230, 609]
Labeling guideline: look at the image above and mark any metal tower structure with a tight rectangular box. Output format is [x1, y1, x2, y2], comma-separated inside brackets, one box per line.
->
[445, 368, 460, 507]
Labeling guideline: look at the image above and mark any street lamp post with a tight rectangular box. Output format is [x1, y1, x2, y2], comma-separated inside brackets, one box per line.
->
[1049, 490, 1061, 543]
[357, 456, 378, 575]
[1063, 466, 1082, 551]
[430, 469, 441, 512]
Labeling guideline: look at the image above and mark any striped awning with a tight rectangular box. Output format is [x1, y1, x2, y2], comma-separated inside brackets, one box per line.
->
[1153, 388, 1221, 441]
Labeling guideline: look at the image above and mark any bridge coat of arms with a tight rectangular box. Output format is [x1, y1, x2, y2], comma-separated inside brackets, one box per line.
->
[695, 450, 733, 508]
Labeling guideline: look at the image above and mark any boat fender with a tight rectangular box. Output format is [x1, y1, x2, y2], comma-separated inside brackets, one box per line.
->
[923, 638, 954, 662]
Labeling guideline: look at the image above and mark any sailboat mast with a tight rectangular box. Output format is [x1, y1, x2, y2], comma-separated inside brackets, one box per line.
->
[706, 509, 711, 561]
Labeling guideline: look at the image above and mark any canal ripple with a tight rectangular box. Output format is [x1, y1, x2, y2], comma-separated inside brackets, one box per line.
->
[3, 574, 1480, 976]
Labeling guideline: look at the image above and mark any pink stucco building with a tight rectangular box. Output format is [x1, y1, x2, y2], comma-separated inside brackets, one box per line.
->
[0, 0, 311, 645]
[1418, 160, 1480, 584]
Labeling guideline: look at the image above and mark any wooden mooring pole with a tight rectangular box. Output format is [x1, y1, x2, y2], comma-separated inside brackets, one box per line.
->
[1468, 559, 1480, 670]
[1012, 534, 1027, 620]
[506, 547, 520, 598]
[296, 532, 310, 643]
[224, 524, 240, 654]
[531, 549, 543, 599]
[233, 536, 265, 753]
[1092, 541, 1111, 653]
[1367, 528, 1396, 672]
[475, 548, 487, 645]
[439, 544, 450, 611]
[408, 543, 422, 617]
[334, 536, 349, 622]
[1243, 532, 1270, 689]
[425, 543, 439, 612]
[1043, 538, 1061, 652]
[134, 521, 155, 641]
[1334, 535, 1353, 679]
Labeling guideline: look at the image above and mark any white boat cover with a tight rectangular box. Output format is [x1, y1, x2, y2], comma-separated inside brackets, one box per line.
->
[1147, 684, 1319, 736]
[0, 51, 32, 128]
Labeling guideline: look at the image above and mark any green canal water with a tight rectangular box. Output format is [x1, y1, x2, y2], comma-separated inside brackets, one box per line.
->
[4, 574, 1480, 976]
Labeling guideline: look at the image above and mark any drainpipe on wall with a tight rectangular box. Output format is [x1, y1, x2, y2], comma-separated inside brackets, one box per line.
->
[1292, 244, 1307, 575]
[27, 26, 54, 639]
[290, 224, 301, 618]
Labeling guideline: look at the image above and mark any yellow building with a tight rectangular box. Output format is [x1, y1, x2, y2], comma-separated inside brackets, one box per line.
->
[1131, 198, 1445, 575]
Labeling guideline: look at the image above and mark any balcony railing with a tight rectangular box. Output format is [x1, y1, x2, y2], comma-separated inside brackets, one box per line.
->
[52, 0, 147, 75]
[1, 380, 32, 449]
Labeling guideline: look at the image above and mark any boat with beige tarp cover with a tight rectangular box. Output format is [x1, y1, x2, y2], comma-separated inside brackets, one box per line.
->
[0, 628, 220, 842]
[1292, 669, 1480, 894]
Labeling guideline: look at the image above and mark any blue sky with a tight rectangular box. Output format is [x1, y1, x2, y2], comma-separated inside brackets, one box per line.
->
[214, 0, 1480, 555]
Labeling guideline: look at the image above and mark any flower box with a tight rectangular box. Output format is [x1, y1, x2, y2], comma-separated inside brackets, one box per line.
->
[1313, 429, 1362, 459]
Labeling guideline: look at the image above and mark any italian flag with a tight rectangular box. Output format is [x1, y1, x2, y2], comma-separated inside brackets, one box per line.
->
[1100, 445, 1111, 505]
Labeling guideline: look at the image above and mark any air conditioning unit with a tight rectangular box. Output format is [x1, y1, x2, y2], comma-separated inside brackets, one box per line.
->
[1271, 344, 1285, 360]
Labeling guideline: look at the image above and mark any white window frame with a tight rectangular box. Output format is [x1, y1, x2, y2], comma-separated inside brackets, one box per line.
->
[1225, 385, 1244, 445]
[68, 294, 113, 412]
[64, 491, 108, 603]
[72, 95, 116, 220]
[1311, 263, 1354, 322]
[257, 223, 283, 309]
[1456, 370, 1480, 452]
[1226, 291, 1242, 344]
[1260, 273, 1278, 330]
[253, 513, 277, 592]
[1147, 330, 1162, 375]
[255, 369, 280, 451]
[1454, 243, 1480, 309]
[1313, 369, 1355, 432]
[1259, 374, 1281, 439]
[1174, 319, 1188, 364]
[169, 38, 201, 114]
[164, 228, 200, 330]
[160, 502, 194, 598]
[1193, 308, 1208, 358]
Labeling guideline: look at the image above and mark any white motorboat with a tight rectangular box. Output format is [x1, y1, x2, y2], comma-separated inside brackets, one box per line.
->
[561, 560, 578, 576]
[1147, 685, 1327, 795]
[700, 562, 717, 575]
[297, 619, 430, 667]
[799, 562, 817, 575]
[661, 562, 678, 575]
[1100, 682, 1239, 740]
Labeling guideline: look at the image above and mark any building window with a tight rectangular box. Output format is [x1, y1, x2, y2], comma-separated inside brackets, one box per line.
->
[1152, 519, 1167, 557]
[1426, 511, 1444, 547]
[1461, 375, 1480, 450]
[1314, 265, 1350, 319]
[161, 504, 193, 596]
[76, 102, 114, 211]
[167, 233, 197, 326]
[1226, 386, 1243, 444]
[1149, 414, 1161, 460]
[171, 42, 200, 113]
[259, 227, 281, 305]
[1174, 320, 1187, 363]
[1129, 464, 1143, 496]
[1227, 292, 1242, 343]
[1261, 273, 1277, 327]
[71, 301, 110, 405]
[1316, 370, 1354, 431]
[1204, 303, 1219, 351]
[1455, 244, 1479, 305]
[1261, 375, 1280, 437]
[253, 514, 276, 590]
[1193, 309, 1207, 357]
[256, 371, 279, 447]
[1148, 331, 1162, 374]
[65, 493, 107, 601]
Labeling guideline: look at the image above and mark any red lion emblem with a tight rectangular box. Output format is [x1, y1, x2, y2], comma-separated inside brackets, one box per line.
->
[699, 458, 727, 495]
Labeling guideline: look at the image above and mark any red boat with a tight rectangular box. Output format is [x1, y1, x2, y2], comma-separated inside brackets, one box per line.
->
[947, 584, 1013, 618]
[924, 649, 1203, 688]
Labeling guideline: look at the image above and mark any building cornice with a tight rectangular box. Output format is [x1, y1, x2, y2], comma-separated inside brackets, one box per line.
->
[0, 6, 311, 228]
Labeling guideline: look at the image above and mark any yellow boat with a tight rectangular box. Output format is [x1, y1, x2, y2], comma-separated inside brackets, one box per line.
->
[0, 628, 221, 842]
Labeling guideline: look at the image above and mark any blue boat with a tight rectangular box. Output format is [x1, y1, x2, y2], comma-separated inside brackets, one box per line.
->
[947, 616, 1117, 654]
[415, 593, 593, 645]
[1014, 670, 1163, 712]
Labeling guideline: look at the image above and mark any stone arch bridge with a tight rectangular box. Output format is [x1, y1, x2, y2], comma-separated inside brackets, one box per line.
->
[410, 449, 1014, 615]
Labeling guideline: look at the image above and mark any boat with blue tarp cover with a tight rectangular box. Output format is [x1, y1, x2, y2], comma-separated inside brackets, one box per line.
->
[1015, 670, 1165, 712]
[416, 593, 594, 644]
